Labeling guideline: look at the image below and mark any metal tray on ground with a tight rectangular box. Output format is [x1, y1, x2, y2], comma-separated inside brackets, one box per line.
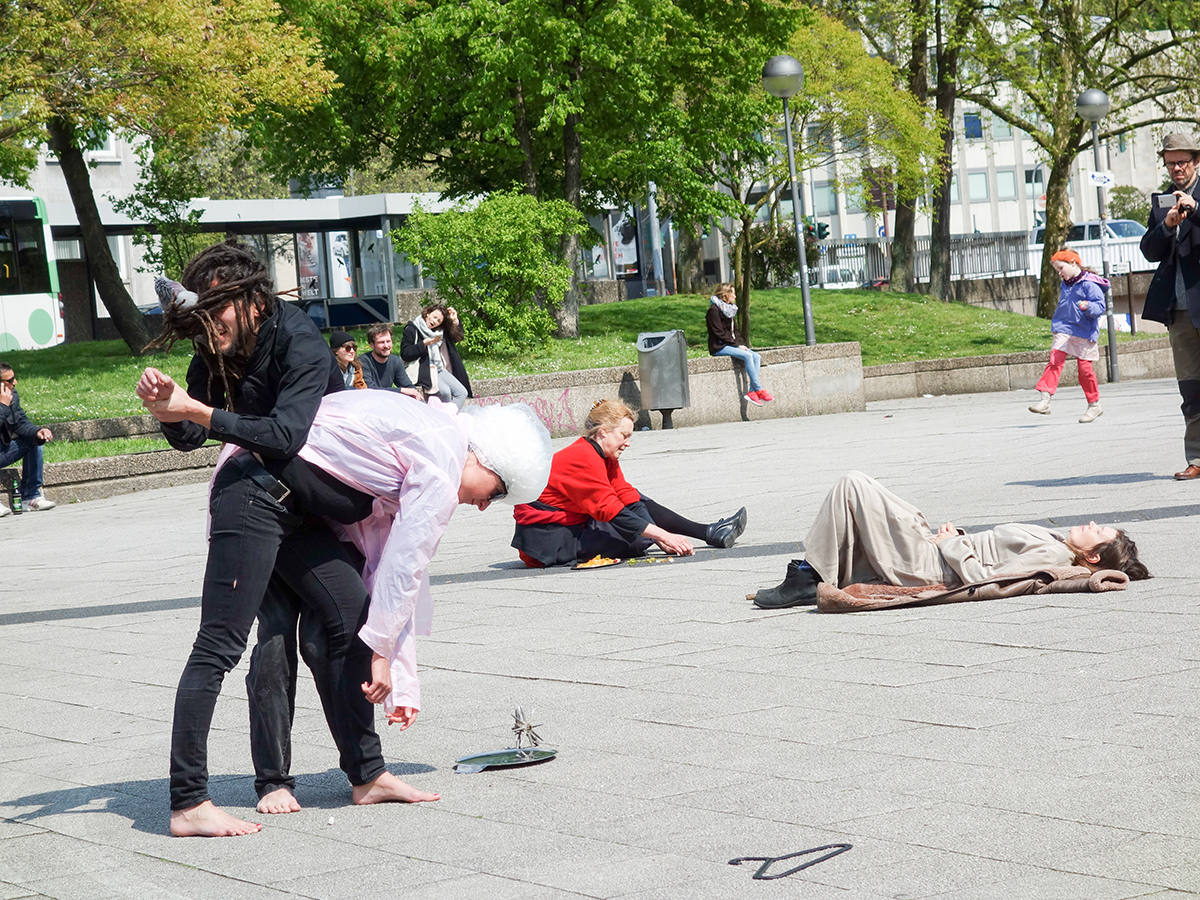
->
[454, 747, 558, 774]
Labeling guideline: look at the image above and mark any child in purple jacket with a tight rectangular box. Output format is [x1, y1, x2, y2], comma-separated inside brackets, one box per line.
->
[1028, 249, 1108, 423]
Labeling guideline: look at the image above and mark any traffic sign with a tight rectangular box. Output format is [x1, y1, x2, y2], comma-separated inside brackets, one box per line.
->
[1088, 171, 1115, 187]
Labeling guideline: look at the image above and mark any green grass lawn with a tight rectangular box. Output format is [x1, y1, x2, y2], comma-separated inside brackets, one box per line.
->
[4, 286, 1157, 458]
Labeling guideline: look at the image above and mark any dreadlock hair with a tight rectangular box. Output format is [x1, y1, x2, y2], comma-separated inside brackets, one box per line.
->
[145, 240, 277, 409]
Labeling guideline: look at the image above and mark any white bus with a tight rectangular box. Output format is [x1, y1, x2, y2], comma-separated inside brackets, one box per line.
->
[0, 197, 65, 351]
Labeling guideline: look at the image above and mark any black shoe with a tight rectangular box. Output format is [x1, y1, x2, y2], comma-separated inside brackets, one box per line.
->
[705, 507, 748, 549]
[752, 560, 820, 609]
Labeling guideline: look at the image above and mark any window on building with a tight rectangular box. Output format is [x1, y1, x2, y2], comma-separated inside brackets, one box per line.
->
[812, 183, 837, 216]
[968, 172, 989, 201]
[949, 175, 959, 203]
[993, 118, 1012, 140]
[996, 170, 1017, 200]
[963, 112, 984, 140]
[1025, 168, 1045, 199]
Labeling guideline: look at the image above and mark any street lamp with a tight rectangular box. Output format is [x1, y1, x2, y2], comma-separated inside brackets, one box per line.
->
[1075, 88, 1119, 382]
[762, 54, 815, 346]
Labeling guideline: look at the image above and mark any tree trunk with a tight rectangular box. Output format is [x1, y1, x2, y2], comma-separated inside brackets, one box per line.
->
[553, 65, 584, 339]
[889, 8, 928, 294]
[676, 222, 706, 295]
[734, 215, 754, 345]
[1037, 154, 1075, 318]
[927, 42, 958, 301]
[47, 118, 149, 353]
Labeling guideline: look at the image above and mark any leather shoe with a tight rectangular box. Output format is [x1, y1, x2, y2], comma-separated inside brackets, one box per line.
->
[705, 506, 748, 549]
[752, 560, 820, 609]
[1176, 465, 1200, 480]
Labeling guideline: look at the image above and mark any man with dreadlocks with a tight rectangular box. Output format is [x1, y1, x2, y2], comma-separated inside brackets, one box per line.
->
[137, 239, 361, 838]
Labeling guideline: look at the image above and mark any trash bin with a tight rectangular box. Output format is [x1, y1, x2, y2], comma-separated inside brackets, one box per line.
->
[637, 330, 690, 428]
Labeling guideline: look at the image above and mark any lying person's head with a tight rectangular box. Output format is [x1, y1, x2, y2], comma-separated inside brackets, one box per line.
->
[457, 403, 552, 511]
[1066, 522, 1151, 581]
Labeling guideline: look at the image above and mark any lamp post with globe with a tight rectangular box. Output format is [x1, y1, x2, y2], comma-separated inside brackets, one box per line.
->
[762, 54, 816, 346]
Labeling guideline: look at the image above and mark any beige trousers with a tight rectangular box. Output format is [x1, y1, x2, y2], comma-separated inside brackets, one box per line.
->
[803, 472, 956, 588]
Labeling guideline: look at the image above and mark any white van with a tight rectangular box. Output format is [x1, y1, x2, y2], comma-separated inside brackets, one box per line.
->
[1029, 219, 1146, 246]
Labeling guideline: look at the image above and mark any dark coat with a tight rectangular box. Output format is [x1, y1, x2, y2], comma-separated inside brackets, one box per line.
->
[705, 303, 744, 355]
[1140, 177, 1200, 327]
[399, 320, 473, 397]
[0, 388, 43, 446]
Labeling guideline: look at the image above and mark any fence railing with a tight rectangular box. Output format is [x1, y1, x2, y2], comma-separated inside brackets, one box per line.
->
[807, 231, 1154, 287]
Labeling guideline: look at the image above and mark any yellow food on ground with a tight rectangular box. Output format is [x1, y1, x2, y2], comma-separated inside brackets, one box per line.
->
[577, 555, 618, 568]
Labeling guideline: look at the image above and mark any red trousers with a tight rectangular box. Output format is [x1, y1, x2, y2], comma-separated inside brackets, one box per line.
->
[1035, 349, 1099, 403]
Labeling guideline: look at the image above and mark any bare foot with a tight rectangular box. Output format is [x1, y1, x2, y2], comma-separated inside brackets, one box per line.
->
[352, 771, 440, 805]
[170, 800, 261, 837]
[257, 788, 302, 815]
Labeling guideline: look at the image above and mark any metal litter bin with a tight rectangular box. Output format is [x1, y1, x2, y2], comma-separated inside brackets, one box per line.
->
[637, 330, 690, 428]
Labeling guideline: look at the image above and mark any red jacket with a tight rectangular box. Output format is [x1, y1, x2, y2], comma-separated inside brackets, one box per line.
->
[513, 437, 640, 526]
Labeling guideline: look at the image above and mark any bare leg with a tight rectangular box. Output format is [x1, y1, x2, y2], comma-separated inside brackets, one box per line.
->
[170, 800, 261, 837]
[256, 788, 302, 815]
[351, 771, 440, 805]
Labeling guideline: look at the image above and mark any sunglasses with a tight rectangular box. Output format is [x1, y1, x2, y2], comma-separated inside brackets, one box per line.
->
[0, 375, 15, 385]
[338, 343, 357, 352]
[1165, 160, 1195, 169]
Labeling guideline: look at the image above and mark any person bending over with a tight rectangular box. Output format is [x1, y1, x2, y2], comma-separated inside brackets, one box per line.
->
[512, 398, 747, 567]
[752, 471, 1150, 609]
[245, 397, 552, 814]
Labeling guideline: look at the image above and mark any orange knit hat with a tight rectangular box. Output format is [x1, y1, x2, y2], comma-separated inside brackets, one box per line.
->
[1051, 249, 1082, 266]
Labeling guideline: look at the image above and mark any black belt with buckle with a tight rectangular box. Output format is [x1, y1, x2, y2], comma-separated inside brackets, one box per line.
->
[230, 453, 292, 504]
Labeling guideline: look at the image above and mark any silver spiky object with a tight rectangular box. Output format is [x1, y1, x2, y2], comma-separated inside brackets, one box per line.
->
[511, 706, 543, 748]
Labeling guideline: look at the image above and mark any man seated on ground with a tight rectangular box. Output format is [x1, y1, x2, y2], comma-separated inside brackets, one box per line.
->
[0, 362, 55, 515]
[357, 323, 420, 397]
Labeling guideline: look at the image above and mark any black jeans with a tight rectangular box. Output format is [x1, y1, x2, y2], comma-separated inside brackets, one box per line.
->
[169, 464, 305, 811]
[246, 523, 384, 794]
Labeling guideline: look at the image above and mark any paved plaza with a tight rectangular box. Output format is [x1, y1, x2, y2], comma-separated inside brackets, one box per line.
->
[3, 378, 1200, 899]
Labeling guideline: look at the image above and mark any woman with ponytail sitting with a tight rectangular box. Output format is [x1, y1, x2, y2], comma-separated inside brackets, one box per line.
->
[511, 399, 748, 567]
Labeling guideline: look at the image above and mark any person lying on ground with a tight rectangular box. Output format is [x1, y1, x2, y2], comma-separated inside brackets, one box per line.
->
[751, 471, 1150, 609]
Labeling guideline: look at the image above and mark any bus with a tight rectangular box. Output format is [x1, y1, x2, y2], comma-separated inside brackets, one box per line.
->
[0, 197, 65, 351]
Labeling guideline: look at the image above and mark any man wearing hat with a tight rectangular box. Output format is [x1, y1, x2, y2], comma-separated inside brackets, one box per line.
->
[1141, 133, 1200, 479]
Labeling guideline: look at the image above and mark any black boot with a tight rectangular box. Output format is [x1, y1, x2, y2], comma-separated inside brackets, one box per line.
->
[752, 560, 820, 609]
[705, 506, 748, 549]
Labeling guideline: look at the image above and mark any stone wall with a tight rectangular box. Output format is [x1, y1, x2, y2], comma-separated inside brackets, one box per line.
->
[471, 342, 865, 436]
[863, 337, 1173, 401]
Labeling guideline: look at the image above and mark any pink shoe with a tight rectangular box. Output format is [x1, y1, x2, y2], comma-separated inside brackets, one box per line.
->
[756, 389, 774, 402]
[745, 391, 763, 407]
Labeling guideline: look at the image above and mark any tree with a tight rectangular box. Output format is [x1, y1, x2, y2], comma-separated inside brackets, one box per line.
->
[832, 0, 977, 299]
[110, 143, 210, 279]
[1109, 185, 1150, 225]
[661, 11, 938, 340]
[0, 0, 334, 352]
[958, 0, 1200, 317]
[392, 190, 593, 355]
[255, 0, 811, 337]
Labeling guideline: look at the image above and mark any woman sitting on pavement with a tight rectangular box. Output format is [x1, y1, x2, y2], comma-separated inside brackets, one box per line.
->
[705, 282, 774, 407]
[512, 399, 747, 567]
[751, 471, 1150, 609]
[400, 305, 471, 408]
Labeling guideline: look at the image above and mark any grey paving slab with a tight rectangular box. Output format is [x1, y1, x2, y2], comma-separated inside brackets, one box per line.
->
[4, 379, 1200, 897]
